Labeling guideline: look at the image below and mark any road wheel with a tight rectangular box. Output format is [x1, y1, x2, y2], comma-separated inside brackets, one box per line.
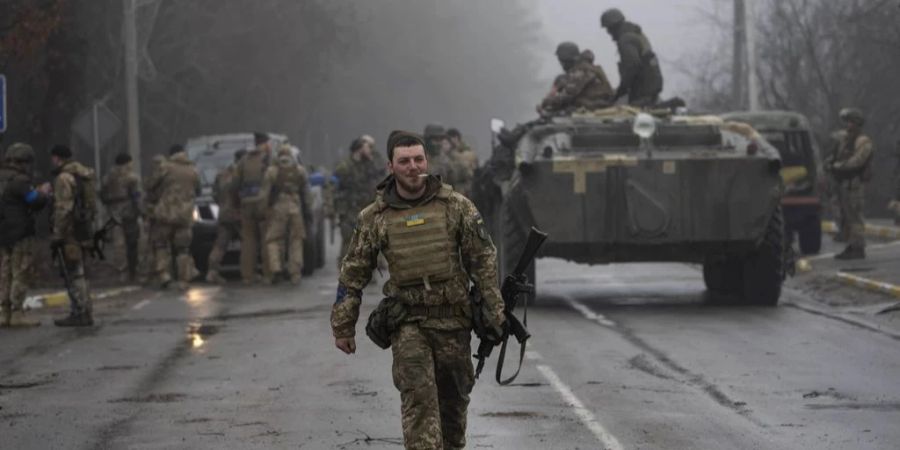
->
[702, 257, 741, 295]
[797, 213, 822, 255]
[500, 200, 536, 306]
[741, 208, 784, 306]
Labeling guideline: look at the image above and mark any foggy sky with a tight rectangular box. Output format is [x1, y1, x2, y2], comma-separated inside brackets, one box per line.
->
[534, 0, 716, 97]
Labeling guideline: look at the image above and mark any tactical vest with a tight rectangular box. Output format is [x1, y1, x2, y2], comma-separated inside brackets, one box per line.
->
[239, 151, 268, 198]
[382, 197, 462, 289]
[275, 163, 303, 196]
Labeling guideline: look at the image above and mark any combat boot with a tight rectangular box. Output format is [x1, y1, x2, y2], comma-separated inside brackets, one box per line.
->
[2, 310, 41, 328]
[53, 312, 94, 327]
[835, 247, 866, 260]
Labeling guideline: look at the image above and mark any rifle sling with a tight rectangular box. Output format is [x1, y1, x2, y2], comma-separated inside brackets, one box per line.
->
[495, 290, 528, 386]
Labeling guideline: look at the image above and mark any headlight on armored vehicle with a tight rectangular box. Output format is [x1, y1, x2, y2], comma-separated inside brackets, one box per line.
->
[633, 113, 657, 139]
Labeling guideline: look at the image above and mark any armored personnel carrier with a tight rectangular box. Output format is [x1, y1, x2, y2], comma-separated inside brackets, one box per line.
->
[474, 107, 786, 305]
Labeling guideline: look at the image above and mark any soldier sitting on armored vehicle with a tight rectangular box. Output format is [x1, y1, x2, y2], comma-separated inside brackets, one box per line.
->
[539, 42, 614, 117]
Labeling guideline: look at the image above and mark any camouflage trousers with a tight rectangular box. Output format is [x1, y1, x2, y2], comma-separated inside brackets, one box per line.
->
[110, 217, 141, 282]
[207, 221, 239, 273]
[0, 237, 35, 312]
[240, 203, 269, 283]
[391, 323, 474, 450]
[265, 197, 306, 283]
[58, 242, 92, 314]
[837, 180, 866, 250]
[151, 222, 196, 285]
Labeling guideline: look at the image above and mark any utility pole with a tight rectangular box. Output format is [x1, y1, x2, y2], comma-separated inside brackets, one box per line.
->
[124, 0, 142, 177]
[732, 0, 747, 110]
[745, 0, 759, 111]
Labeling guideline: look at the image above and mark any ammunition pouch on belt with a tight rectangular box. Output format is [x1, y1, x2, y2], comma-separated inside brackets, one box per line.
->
[365, 297, 407, 349]
[407, 304, 467, 319]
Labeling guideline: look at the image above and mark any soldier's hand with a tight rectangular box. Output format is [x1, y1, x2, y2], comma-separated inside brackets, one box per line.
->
[335, 337, 356, 355]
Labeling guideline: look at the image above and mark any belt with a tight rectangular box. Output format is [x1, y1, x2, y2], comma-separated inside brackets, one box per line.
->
[407, 304, 464, 318]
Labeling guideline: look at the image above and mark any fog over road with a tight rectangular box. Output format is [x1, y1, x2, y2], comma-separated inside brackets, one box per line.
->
[2, 239, 898, 449]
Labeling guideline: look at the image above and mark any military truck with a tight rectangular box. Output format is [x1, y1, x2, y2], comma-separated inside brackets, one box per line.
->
[474, 108, 786, 305]
[721, 111, 823, 255]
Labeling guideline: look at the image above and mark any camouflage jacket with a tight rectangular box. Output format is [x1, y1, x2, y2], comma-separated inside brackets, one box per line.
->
[333, 156, 383, 221]
[542, 58, 614, 113]
[261, 154, 312, 219]
[52, 161, 95, 242]
[232, 146, 270, 204]
[833, 130, 874, 178]
[213, 164, 240, 224]
[101, 162, 142, 221]
[330, 175, 505, 338]
[145, 152, 200, 226]
[613, 22, 663, 102]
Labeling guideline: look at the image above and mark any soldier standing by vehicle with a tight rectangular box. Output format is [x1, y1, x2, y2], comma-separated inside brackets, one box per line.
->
[261, 145, 312, 284]
[540, 41, 614, 115]
[205, 149, 245, 284]
[49, 145, 97, 327]
[331, 130, 505, 450]
[233, 132, 272, 284]
[447, 128, 478, 198]
[0, 143, 51, 327]
[333, 138, 380, 266]
[600, 8, 664, 106]
[145, 145, 201, 289]
[828, 108, 874, 260]
[100, 153, 143, 283]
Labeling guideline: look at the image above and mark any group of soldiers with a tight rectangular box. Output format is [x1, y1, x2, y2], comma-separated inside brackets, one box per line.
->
[540, 8, 664, 115]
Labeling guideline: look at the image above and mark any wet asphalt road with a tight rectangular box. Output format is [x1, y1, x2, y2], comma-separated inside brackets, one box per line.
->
[2, 241, 899, 449]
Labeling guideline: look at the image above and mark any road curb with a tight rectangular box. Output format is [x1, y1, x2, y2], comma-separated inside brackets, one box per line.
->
[834, 272, 900, 299]
[24, 286, 142, 311]
[822, 220, 900, 240]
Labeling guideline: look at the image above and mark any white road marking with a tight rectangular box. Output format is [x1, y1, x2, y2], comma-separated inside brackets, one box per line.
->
[536, 362, 625, 450]
[565, 298, 616, 327]
[132, 299, 151, 311]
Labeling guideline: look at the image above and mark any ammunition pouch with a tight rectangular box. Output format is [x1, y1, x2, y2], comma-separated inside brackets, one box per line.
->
[365, 297, 407, 349]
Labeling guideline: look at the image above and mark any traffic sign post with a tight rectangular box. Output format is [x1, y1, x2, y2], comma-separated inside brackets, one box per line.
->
[0, 74, 7, 133]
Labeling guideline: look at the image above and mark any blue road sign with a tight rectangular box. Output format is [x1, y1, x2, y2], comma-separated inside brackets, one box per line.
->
[0, 75, 6, 133]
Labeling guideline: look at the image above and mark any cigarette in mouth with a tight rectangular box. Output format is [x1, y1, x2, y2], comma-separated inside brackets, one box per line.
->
[418, 174, 428, 178]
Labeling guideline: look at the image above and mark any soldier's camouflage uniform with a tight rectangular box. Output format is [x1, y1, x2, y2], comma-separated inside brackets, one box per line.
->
[261, 150, 312, 284]
[100, 161, 142, 282]
[233, 145, 271, 282]
[145, 151, 200, 288]
[331, 175, 505, 450]
[52, 161, 96, 315]
[832, 130, 874, 252]
[0, 156, 49, 325]
[206, 163, 240, 281]
[611, 21, 663, 106]
[137, 155, 167, 283]
[450, 142, 478, 199]
[541, 57, 614, 114]
[333, 155, 383, 266]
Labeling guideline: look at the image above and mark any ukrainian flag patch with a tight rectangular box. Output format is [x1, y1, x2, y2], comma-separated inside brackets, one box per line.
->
[405, 213, 425, 227]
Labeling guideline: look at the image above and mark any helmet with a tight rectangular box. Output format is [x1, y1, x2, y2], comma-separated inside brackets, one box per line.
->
[600, 8, 625, 29]
[423, 123, 446, 139]
[4, 143, 35, 163]
[555, 41, 580, 62]
[839, 107, 865, 126]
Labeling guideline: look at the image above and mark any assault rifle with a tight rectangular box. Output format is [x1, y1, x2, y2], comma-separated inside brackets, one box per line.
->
[472, 227, 548, 385]
[90, 217, 119, 260]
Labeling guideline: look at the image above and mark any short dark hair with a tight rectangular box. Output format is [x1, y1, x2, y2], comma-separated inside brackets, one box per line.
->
[253, 132, 269, 145]
[50, 145, 73, 159]
[115, 153, 132, 165]
[350, 138, 366, 153]
[234, 149, 247, 162]
[386, 130, 426, 161]
[447, 128, 461, 139]
[169, 144, 185, 155]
